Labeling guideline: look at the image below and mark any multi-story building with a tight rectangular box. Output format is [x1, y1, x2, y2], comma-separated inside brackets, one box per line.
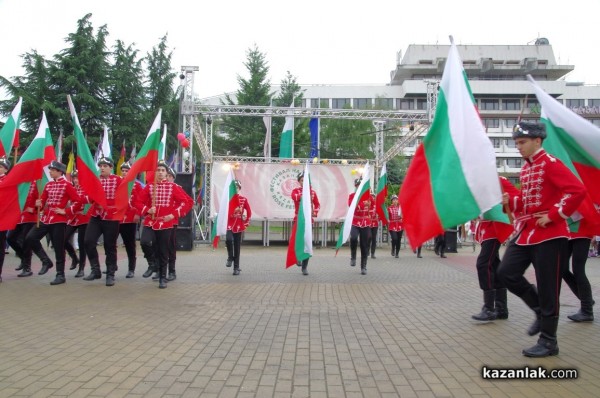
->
[201, 38, 600, 184]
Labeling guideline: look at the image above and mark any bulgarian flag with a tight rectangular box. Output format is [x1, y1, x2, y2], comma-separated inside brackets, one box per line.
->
[399, 38, 503, 249]
[0, 112, 54, 230]
[286, 162, 313, 267]
[0, 97, 22, 158]
[528, 75, 600, 233]
[115, 110, 162, 214]
[212, 168, 239, 248]
[335, 162, 371, 252]
[145, 123, 167, 183]
[68, 95, 107, 208]
[375, 163, 389, 225]
[279, 103, 294, 158]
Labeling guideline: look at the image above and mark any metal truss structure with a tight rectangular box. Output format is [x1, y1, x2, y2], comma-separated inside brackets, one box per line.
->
[178, 67, 437, 241]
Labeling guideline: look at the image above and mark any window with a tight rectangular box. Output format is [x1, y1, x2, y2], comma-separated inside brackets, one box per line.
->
[504, 118, 518, 128]
[398, 99, 415, 110]
[310, 98, 329, 108]
[592, 119, 600, 127]
[507, 176, 519, 186]
[353, 98, 372, 109]
[491, 138, 502, 148]
[506, 139, 516, 148]
[566, 99, 585, 108]
[502, 99, 520, 111]
[496, 158, 504, 168]
[506, 158, 523, 168]
[332, 98, 350, 109]
[589, 99, 600, 107]
[374, 98, 393, 109]
[484, 119, 500, 129]
[416, 98, 427, 110]
[480, 99, 499, 110]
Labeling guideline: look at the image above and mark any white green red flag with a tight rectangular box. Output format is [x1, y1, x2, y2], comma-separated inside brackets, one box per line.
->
[399, 39, 503, 249]
[375, 163, 389, 225]
[145, 123, 167, 183]
[0, 97, 22, 158]
[0, 112, 54, 230]
[279, 103, 294, 158]
[286, 162, 313, 267]
[528, 75, 600, 233]
[68, 95, 107, 208]
[212, 168, 239, 248]
[115, 110, 162, 214]
[336, 162, 371, 252]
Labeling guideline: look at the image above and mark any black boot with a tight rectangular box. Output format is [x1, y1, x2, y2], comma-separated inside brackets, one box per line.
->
[69, 256, 79, 270]
[158, 266, 167, 288]
[83, 259, 102, 281]
[15, 263, 24, 271]
[301, 261, 308, 276]
[142, 260, 155, 278]
[494, 288, 509, 319]
[568, 287, 594, 322]
[50, 273, 66, 285]
[167, 271, 176, 281]
[74, 264, 85, 278]
[472, 290, 497, 321]
[226, 240, 234, 267]
[106, 264, 115, 286]
[18, 265, 33, 277]
[350, 258, 356, 267]
[360, 257, 367, 275]
[522, 317, 559, 357]
[521, 284, 542, 335]
[38, 259, 54, 275]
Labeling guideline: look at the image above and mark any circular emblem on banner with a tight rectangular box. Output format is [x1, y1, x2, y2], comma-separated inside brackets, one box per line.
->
[270, 168, 298, 210]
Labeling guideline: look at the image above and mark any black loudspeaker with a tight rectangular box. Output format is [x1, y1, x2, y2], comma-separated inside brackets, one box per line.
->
[175, 173, 194, 228]
[445, 229, 458, 253]
[175, 173, 194, 196]
[176, 227, 194, 251]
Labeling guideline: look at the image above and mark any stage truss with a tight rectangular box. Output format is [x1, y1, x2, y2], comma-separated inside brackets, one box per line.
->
[178, 66, 437, 242]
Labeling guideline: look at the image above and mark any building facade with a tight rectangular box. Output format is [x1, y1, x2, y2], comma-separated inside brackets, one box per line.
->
[202, 39, 600, 184]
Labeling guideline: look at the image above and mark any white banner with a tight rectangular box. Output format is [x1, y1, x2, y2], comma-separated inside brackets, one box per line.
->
[211, 162, 374, 221]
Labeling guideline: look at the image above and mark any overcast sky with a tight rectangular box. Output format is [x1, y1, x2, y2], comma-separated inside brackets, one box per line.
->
[2, 0, 599, 101]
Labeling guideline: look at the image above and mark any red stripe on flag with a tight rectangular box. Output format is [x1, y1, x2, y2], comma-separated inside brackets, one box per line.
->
[285, 221, 298, 268]
[399, 144, 444, 249]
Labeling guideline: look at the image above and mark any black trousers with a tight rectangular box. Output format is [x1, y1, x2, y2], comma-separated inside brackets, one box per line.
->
[168, 226, 177, 272]
[369, 226, 378, 255]
[141, 228, 172, 278]
[434, 234, 446, 255]
[226, 230, 242, 268]
[389, 230, 402, 256]
[84, 217, 120, 272]
[498, 238, 569, 318]
[476, 239, 505, 290]
[24, 223, 67, 273]
[8, 222, 50, 267]
[563, 238, 593, 303]
[140, 226, 155, 268]
[65, 224, 87, 267]
[119, 222, 137, 271]
[350, 226, 371, 260]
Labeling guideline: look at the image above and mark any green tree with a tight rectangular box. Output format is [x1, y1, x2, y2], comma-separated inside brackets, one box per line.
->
[0, 51, 53, 137]
[145, 34, 178, 155]
[106, 40, 147, 150]
[272, 71, 307, 157]
[319, 110, 374, 160]
[217, 45, 272, 156]
[50, 13, 111, 145]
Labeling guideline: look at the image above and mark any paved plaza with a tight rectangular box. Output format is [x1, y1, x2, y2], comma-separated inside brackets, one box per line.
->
[1, 241, 599, 397]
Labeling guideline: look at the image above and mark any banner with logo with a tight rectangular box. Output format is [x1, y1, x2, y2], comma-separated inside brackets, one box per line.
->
[211, 162, 374, 221]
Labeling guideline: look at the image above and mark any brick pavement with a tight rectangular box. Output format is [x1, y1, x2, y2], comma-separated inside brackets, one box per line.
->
[1, 242, 599, 397]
